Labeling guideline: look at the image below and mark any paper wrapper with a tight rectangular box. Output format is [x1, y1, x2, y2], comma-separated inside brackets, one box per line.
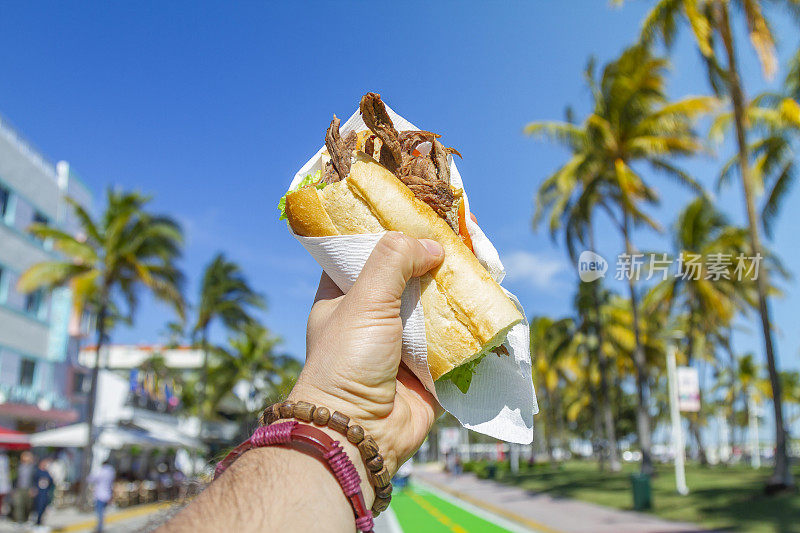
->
[287, 104, 538, 444]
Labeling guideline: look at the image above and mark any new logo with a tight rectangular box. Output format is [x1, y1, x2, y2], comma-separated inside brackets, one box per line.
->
[578, 251, 607, 282]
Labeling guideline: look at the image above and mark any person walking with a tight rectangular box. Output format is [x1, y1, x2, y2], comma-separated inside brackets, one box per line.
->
[88, 459, 115, 532]
[0, 452, 10, 517]
[11, 451, 34, 523]
[33, 457, 53, 526]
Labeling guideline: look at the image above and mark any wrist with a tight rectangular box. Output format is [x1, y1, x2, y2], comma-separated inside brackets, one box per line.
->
[286, 383, 398, 469]
[294, 422, 375, 507]
[275, 393, 394, 513]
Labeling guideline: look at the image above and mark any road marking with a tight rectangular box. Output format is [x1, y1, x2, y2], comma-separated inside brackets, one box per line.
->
[54, 501, 174, 533]
[416, 477, 565, 533]
[407, 490, 469, 533]
[415, 481, 540, 533]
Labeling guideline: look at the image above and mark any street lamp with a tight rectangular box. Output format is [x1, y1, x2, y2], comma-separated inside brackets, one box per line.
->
[666, 335, 689, 496]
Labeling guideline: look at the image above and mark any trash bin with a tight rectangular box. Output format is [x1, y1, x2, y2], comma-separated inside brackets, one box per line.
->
[630, 473, 652, 510]
[486, 463, 497, 479]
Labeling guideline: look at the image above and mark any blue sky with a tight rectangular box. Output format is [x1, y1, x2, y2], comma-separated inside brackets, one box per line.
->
[1, 2, 798, 386]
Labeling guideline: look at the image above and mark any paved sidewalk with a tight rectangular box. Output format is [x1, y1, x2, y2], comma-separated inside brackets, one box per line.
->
[415, 469, 710, 533]
[0, 501, 181, 533]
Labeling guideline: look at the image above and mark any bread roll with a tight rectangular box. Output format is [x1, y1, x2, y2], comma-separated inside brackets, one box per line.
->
[285, 153, 522, 380]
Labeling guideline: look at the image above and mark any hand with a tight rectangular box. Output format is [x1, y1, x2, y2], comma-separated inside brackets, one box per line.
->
[288, 232, 445, 476]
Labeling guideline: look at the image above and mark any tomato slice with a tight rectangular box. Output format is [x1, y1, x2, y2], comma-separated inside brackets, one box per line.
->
[458, 200, 474, 253]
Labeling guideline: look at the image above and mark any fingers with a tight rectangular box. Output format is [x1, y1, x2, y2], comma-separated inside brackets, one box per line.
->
[314, 271, 344, 303]
[347, 232, 444, 310]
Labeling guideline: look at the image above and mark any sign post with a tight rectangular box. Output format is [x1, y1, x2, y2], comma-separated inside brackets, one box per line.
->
[676, 366, 701, 413]
[748, 388, 761, 469]
[666, 344, 689, 495]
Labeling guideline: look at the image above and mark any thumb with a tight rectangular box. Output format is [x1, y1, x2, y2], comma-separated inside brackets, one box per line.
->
[347, 232, 444, 310]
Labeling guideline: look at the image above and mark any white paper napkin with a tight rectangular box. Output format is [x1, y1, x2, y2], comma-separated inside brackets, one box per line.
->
[287, 103, 537, 444]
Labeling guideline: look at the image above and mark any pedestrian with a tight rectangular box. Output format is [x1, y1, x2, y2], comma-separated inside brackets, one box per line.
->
[33, 457, 53, 526]
[11, 451, 34, 523]
[0, 452, 10, 517]
[88, 459, 115, 532]
[394, 457, 414, 491]
[47, 454, 66, 507]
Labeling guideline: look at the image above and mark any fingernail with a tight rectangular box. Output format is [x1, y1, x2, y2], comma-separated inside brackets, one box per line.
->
[420, 239, 444, 257]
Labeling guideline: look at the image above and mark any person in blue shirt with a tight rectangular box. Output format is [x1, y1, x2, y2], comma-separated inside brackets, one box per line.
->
[33, 457, 54, 526]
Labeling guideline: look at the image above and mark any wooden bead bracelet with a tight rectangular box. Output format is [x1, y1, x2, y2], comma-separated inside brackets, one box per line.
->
[260, 401, 392, 515]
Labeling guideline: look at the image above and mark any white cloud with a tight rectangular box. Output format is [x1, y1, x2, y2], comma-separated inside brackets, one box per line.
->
[501, 250, 567, 290]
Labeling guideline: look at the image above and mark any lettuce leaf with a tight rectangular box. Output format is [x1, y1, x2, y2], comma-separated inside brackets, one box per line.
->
[439, 352, 488, 394]
[278, 170, 325, 220]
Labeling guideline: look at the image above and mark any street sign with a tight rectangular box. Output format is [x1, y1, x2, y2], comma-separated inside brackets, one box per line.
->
[676, 366, 700, 412]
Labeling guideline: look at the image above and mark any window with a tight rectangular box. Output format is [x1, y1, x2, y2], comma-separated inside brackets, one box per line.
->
[0, 184, 9, 219]
[32, 211, 48, 226]
[72, 372, 90, 395]
[19, 359, 36, 387]
[31, 211, 49, 245]
[24, 289, 44, 318]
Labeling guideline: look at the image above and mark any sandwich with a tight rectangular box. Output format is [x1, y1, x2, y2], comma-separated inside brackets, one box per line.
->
[279, 93, 523, 393]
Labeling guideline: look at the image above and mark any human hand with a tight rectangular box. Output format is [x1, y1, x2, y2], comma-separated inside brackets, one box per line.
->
[288, 232, 445, 477]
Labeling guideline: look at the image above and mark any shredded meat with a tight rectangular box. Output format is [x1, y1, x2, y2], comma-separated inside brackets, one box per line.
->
[360, 93, 403, 172]
[359, 92, 461, 232]
[430, 139, 451, 183]
[492, 345, 510, 356]
[323, 115, 357, 183]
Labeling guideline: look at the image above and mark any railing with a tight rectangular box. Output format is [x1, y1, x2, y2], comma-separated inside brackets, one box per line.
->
[0, 382, 71, 410]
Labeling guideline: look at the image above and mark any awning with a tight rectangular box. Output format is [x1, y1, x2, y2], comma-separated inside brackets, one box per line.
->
[123, 418, 207, 452]
[0, 403, 78, 424]
[29, 422, 206, 451]
[0, 426, 30, 450]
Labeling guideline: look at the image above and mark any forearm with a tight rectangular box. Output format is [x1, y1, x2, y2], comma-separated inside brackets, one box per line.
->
[161, 428, 373, 533]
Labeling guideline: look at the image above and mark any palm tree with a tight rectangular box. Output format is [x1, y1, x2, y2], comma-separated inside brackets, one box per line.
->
[192, 254, 264, 418]
[530, 316, 579, 464]
[527, 45, 714, 473]
[654, 197, 752, 462]
[207, 324, 301, 419]
[573, 280, 621, 470]
[711, 92, 799, 240]
[637, 0, 797, 490]
[529, 97, 622, 471]
[18, 190, 185, 504]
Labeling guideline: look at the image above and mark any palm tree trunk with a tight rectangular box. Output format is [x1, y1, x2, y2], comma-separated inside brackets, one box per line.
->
[78, 303, 107, 510]
[592, 393, 605, 470]
[723, 330, 738, 466]
[685, 309, 708, 466]
[622, 213, 653, 475]
[200, 328, 209, 420]
[589, 227, 621, 472]
[716, 2, 792, 490]
[544, 386, 555, 465]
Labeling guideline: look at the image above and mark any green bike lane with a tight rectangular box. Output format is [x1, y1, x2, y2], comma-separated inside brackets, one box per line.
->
[386, 483, 533, 533]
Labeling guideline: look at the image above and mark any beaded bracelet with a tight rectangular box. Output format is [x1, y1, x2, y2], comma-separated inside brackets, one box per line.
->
[214, 420, 374, 532]
[260, 401, 392, 515]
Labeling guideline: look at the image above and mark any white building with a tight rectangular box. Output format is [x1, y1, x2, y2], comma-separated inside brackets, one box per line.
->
[0, 112, 93, 431]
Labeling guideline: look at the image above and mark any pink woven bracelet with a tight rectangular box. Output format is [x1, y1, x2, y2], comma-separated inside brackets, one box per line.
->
[215, 420, 374, 533]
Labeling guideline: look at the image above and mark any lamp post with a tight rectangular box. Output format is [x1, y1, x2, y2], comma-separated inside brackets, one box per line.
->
[666, 343, 689, 495]
[748, 387, 761, 469]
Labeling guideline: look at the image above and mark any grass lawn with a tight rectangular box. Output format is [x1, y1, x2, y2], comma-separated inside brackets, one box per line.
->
[500, 461, 799, 533]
